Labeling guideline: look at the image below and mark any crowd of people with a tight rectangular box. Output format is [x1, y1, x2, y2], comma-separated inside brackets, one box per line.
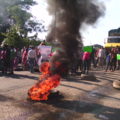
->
[0, 42, 120, 76]
[0, 45, 20, 75]
[70, 47, 120, 75]
[0, 41, 49, 75]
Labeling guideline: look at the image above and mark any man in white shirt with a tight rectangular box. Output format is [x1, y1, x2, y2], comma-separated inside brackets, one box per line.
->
[27, 46, 37, 73]
[97, 47, 105, 67]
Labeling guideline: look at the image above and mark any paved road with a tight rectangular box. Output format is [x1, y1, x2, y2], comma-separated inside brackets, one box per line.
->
[0, 70, 120, 120]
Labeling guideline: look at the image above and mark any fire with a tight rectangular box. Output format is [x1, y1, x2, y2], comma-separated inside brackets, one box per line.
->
[28, 62, 61, 101]
[40, 62, 51, 75]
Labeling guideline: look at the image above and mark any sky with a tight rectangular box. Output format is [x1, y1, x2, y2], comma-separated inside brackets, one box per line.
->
[30, 0, 120, 46]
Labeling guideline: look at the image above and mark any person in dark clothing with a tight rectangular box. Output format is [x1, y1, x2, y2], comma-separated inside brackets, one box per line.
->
[90, 48, 96, 68]
[109, 49, 117, 71]
[105, 51, 111, 72]
[1, 45, 11, 74]
[9, 46, 16, 74]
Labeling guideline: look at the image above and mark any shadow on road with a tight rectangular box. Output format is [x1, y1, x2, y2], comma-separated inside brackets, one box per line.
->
[0, 94, 15, 102]
[17, 96, 120, 120]
[0, 73, 38, 81]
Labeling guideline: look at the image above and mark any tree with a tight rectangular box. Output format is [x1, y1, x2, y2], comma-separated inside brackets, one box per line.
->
[0, 24, 10, 43]
[4, 27, 27, 48]
[8, 0, 37, 37]
[0, 0, 46, 46]
[0, 0, 37, 43]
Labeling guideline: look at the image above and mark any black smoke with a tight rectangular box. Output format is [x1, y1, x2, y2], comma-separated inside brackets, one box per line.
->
[46, 0, 105, 72]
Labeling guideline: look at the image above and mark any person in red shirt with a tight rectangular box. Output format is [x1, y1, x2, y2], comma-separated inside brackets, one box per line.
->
[82, 52, 91, 74]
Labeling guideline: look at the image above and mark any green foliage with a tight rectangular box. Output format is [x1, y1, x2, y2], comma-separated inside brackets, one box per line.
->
[29, 39, 41, 46]
[18, 0, 36, 10]
[3, 26, 44, 48]
[0, 0, 45, 47]
[9, 5, 32, 28]
[0, 0, 37, 44]
[0, 33, 6, 44]
[46, 42, 53, 46]
[4, 27, 27, 48]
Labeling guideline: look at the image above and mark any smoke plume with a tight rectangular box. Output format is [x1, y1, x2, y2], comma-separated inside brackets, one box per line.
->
[46, 0, 105, 69]
[0, 0, 18, 24]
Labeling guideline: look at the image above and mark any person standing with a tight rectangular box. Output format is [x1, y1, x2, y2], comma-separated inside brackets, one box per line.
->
[22, 48, 28, 70]
[105, 51, 111, 72]
[10, 46, 16, 74]
[1, 45, 11, 75]
[109, 48, 117, 71]
[82, 51, 91, 74]
[27, 46, 37, 73]
[97, 47, 106, 68]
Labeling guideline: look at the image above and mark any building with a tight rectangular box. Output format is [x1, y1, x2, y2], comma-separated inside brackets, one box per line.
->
[105, 28, 120, 47]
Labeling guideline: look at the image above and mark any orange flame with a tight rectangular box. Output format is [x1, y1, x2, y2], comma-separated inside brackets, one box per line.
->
[28, 62, 61, 101]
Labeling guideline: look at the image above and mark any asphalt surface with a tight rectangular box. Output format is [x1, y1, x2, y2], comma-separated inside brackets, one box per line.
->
[0, 69, 120, 120]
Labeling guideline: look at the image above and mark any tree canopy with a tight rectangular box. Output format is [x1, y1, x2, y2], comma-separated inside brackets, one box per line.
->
[0, 0, 46, 48]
